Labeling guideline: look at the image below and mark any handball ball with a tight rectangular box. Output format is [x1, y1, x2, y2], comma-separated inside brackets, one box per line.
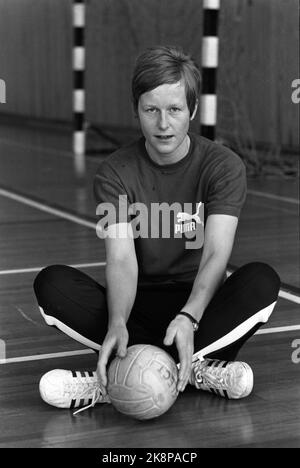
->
[107, 344, 179, 420]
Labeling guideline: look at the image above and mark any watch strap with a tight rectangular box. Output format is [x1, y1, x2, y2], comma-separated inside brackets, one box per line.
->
[176, 311, 199, 331]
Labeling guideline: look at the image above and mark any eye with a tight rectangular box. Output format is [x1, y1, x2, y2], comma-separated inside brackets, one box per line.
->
[170, 107, 181, 113]
[145, 108, 157, 113]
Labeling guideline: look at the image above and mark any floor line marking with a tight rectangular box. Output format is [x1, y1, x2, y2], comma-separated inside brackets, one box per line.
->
[1, 137, 298, 204]
[247, 189, 299, 205]
[0, 187, 96, 230]
[1, 136, 299, 205]
[279, 290, 300, 304]
[0, 137, 74, 158]
[15, 305, 41, 327]
[247, 198, 297, 215]
[0, 262, 106, 275]
[0, 187, 299, 305]
[0, 137, 104, 163]
[1, 324, 300, 364]
[0, 263, 299, 305]
[256, 324, 300, 335]
[0, 349, 94, 364]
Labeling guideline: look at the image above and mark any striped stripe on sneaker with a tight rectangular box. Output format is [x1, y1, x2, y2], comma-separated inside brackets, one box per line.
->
[39, 369, 111, 413]
[190, 358, 254, 399]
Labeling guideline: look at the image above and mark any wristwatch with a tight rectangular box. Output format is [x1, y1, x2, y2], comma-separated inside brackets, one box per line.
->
[176, 311, 199, 332]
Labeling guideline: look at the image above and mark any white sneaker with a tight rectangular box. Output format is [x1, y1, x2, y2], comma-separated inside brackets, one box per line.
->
[39, 369, 110, 415]
[190, 358, 254, 399]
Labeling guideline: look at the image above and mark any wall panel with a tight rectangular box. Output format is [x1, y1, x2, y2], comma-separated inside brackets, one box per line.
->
[0, 0, 298, 150]
[217, 0, 299, 150]
[86, 0, 203, 130]
[0, 0, 72, 120]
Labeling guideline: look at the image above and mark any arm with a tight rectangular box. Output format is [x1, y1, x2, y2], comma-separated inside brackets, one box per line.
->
[105, 223, 138, 327]
[181, 214, 238, 321]
[97, 223, 138, 393]
[164, 214, 239, 392]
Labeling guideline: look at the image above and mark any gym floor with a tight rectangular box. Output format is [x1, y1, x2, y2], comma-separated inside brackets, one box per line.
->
[0, 123, 299, 448]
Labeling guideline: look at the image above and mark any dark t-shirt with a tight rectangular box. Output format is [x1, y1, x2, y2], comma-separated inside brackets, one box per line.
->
[94, 132, 246, 284]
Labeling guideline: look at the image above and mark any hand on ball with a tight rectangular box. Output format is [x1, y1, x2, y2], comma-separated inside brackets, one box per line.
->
[163, 315, 194, 392]
[97, 323, 129, 395]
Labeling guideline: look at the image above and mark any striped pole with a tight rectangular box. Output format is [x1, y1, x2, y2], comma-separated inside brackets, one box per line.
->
[72, 0, 86, 173]
[200, 0, 220, 141]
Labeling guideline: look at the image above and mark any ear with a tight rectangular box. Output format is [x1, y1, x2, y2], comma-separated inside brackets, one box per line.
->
[190, 100, 199, 121]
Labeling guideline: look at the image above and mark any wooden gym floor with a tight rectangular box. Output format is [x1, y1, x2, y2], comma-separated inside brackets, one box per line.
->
[0, 124, 299, 448]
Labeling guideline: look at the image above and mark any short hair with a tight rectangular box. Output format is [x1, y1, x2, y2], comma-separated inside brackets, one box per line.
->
[132, 45, 201, 116]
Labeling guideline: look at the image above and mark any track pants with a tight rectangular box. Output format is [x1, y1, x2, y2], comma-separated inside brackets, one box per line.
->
[33, 262, 280, 363]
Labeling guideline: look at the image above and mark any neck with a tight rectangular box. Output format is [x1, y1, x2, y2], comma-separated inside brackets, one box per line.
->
[145, 135, 190, 166]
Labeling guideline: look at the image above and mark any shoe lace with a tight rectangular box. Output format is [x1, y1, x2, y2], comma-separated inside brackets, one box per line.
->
[73, 387, 103, 416]
[62, 372, 104, 416]
[195, 360, 229, 390]
[64, 373, 97, 398]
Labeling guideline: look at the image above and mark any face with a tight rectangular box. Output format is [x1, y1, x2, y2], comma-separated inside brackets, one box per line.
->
[138, 81, 197, 165]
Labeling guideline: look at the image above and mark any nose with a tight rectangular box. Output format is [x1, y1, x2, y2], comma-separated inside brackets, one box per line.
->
[158, 111, 169, 130]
